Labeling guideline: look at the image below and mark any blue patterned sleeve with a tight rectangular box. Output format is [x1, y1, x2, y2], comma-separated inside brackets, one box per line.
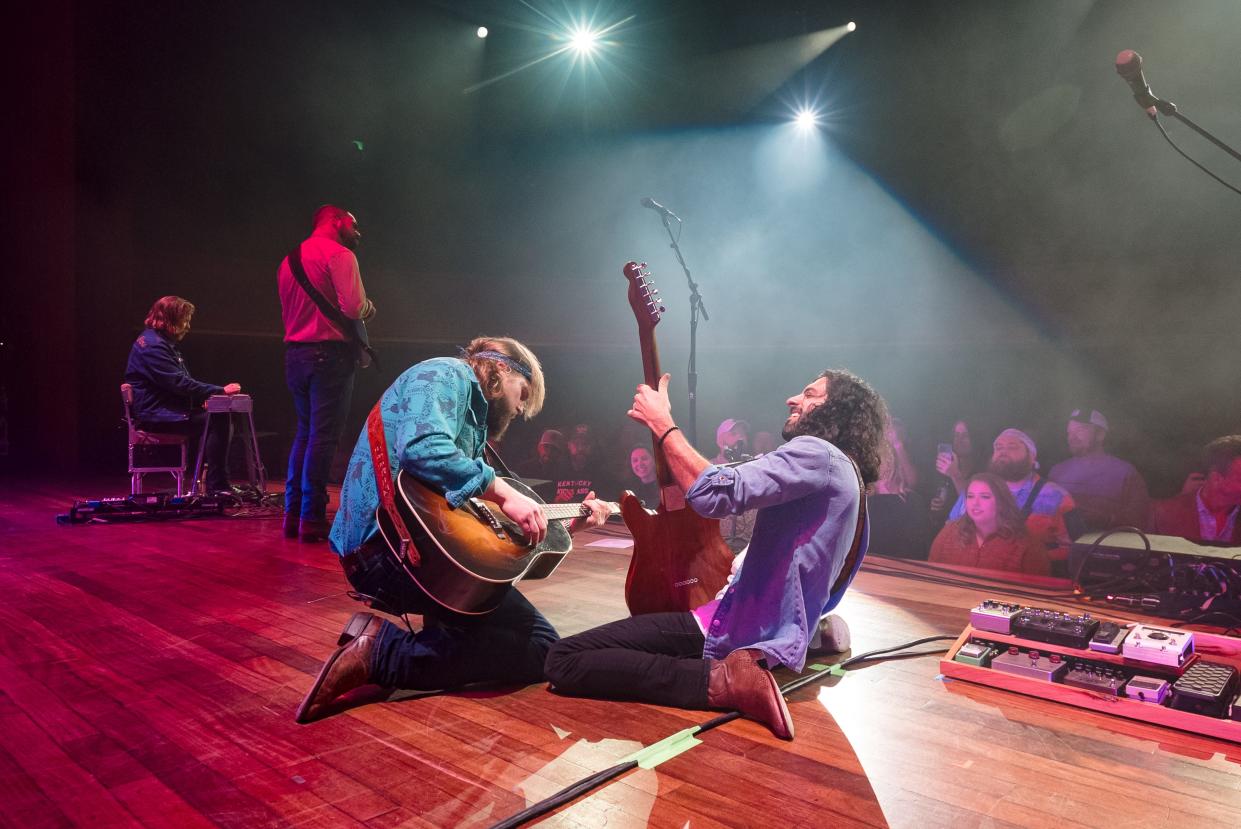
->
[686, 436, 839, 517]
[390, 363, 496, 508]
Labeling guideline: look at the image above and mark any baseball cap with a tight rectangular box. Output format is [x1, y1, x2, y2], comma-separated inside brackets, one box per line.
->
[1068, 408, 1109, 432]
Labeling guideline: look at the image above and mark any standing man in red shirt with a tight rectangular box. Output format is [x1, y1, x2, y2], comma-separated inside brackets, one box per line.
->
[277, 205, 377, 541]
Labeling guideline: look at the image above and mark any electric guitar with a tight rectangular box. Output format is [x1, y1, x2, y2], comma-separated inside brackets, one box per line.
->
[374, 472, 618, 615]
[620, 261, 733, 615]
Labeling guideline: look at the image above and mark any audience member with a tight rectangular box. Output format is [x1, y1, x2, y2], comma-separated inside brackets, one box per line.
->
[1150, 435, 1241, 544]
[625, 445, 661, 508]
[875, 418, 918, 494]
[948, 428, 1076, 566]
[1048, 408, 1150, 532]
[752, 430, 778, 455]
[524, 428, 568, 501]
[929, 474, 1051, 575]
[712, 418, 751, 463]
[555, 426, 612, 502]
[931, 419, 980, 514]
[867, 417, 931, 558]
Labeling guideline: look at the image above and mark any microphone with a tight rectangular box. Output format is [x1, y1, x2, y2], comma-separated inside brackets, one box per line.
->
[640, 197, 682, 222]
[1115, 50, 1159, 116]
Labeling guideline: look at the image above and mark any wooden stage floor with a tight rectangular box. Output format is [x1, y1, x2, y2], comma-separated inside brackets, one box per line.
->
[3, 478, 1241, 828]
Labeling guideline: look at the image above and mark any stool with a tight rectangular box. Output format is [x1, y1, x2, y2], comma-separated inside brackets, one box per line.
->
[121, 383, 189, 496]
[193, 394, 266, 494]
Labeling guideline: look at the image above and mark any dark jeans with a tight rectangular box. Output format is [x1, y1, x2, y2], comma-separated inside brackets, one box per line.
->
[544, 612, 710, 709]
[285, 342, 355, 520]
[140, 411, 231, 492]
[342, 538, 559, 690]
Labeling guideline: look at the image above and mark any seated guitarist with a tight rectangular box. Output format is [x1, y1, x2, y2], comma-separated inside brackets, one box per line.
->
[544, 369, 887, 739]
[296, 337, 612, 722]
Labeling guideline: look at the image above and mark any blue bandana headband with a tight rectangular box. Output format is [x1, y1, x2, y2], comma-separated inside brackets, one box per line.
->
[460, 348, 533, 381]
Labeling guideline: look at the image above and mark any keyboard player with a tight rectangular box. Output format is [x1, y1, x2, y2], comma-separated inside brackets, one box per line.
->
[124, 295, 243, 496]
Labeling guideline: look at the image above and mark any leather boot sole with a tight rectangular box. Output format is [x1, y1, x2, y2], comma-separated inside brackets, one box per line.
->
[295, 612, 375, 723]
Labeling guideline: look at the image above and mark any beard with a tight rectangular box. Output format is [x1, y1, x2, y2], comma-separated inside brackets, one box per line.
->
[487, 396, 519, 442]
[781, 413, 804, 441]
[989, 455, 1033, 482]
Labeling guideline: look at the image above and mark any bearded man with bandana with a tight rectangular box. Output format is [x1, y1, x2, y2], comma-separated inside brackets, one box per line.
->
[295, 337, 611, 722]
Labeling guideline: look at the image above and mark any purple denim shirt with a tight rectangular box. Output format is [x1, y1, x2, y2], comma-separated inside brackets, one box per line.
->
[686, 435, 866, 672]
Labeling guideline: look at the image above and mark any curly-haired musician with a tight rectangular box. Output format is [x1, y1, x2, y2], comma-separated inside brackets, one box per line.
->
[544, 369, 888, 740]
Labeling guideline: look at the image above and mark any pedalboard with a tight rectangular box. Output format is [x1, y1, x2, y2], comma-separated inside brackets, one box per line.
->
[1011, 608, 1099, 649]
[943, 598, 1241, 744]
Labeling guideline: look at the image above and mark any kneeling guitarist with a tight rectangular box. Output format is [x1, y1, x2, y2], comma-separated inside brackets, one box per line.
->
[296, 337, 611, 722]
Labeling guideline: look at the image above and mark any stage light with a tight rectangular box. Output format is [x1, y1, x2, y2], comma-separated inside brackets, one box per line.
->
[569, 26, 600, 55]
[477, 26, 489, 39]
[847, 21, 857, 33]
[794, 107, 820, 130]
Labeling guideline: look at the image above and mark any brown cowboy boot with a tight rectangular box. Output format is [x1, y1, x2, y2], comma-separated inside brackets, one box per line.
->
[295, 612, 384, 723]
[707, 648, 794, 740]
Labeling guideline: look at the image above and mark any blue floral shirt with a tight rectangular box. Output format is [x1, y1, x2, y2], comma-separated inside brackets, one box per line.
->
[687, 436, 866, 672]
[330, 358, 496, 556]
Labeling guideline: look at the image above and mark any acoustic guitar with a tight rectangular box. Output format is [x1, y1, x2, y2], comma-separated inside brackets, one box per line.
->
[620, 261, 733, 615]
[374, 473, 618, 615]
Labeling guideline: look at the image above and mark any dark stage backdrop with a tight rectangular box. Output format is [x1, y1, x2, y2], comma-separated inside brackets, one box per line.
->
[7, 0, 1240, 500]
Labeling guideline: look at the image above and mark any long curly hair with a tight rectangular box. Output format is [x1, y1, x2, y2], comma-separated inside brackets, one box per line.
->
[790, 369, 888, 485]
[955, 473, 1028, 545]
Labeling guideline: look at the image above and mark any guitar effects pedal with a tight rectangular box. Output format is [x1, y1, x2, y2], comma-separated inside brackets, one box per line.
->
[970, 600, 1024, 635]
[1088, 621, 1128, 654]
[1170, 661, 1240, 718]
[1122, 625, 1194, 668]
[1123, 675, 1170, 705]
[1011, 608, 1099, 649]
[990, 647, 1068, 682]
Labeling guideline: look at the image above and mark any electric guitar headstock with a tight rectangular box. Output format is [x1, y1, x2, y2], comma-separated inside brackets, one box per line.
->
[623, 261, 665, 332]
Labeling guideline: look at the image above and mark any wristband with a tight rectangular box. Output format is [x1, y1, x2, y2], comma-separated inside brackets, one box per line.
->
[657, 425, 681, 447]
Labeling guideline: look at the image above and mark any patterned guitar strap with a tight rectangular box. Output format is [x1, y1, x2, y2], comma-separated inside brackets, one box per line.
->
[366, 402, 419, 567]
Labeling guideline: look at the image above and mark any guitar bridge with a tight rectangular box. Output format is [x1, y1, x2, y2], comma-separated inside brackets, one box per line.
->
[467, 498, 508, 539]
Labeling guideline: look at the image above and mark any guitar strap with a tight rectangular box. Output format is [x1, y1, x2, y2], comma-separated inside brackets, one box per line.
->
[285, 245, 379, 369]
[1019, 476, 1048, 519]
[828, 457, 869, 599]
[367, 402, 419, 566]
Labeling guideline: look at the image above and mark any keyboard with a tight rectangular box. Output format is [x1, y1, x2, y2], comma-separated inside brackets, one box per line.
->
[205, 394, 253, 413]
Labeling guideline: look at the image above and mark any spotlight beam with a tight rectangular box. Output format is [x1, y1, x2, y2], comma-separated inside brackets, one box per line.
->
[463, 45, 576, 94]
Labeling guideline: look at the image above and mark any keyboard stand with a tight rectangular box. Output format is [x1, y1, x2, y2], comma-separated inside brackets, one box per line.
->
[193, 394, 267, 494]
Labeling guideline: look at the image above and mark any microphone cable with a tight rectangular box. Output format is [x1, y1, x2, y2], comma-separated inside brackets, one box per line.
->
[1152, 115, 1241, 197]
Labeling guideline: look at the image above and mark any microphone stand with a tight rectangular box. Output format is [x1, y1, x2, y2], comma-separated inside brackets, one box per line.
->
[1148, 98, 1241, 164]
[658, 210, 709, 449]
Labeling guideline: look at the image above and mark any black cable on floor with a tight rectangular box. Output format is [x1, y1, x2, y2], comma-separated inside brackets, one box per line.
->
[486, 634, 955, 829]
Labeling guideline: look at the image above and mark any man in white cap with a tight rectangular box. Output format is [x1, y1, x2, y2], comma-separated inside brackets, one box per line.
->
[948, 428, 1076, 569]
[1049, 408, 1149, 533]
